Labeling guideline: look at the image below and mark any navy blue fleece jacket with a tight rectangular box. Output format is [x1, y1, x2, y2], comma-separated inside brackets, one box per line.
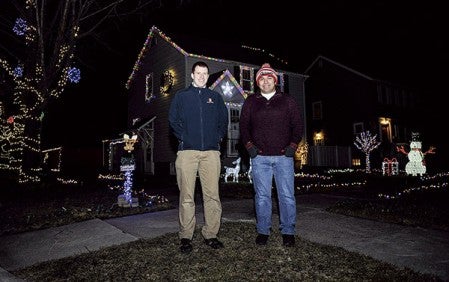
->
[169, 85, 228, 151]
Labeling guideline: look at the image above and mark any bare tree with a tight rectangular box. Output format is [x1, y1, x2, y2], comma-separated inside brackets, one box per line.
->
[354, 131, 381, 173]
[0, 0, 173, 183]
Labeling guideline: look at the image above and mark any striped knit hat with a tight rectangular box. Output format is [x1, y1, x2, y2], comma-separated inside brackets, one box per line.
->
[256, 63, 278, 84]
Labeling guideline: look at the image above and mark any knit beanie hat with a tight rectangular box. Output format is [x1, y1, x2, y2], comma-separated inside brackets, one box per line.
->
[256, 63, 278, 84]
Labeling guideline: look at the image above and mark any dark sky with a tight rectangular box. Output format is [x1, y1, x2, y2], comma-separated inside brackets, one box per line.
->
[40, 0, 447, 147]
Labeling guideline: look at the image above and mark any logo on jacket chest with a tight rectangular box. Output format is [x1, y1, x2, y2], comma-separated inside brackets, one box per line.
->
[207, 98, 214, 104]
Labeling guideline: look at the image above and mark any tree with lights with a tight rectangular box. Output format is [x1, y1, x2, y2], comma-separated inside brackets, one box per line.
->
[0, 0, 170, 183]
[354, 131, 381, 173]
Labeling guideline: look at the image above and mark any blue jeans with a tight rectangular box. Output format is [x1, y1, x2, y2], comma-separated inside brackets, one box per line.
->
[252, 155, 296, 235]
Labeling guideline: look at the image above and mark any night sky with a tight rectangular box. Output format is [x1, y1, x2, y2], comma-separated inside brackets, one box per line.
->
[24, 1, 448, 148]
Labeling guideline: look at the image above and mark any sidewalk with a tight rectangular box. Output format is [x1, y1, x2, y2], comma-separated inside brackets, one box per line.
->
[1, 193, 448, 281]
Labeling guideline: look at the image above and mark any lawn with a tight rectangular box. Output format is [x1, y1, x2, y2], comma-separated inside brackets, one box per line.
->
[12, 222, 441, 281]
[1, 170, 448, 281]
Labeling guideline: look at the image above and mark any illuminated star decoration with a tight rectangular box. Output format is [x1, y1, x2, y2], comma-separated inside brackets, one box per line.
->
[221, 81, 234, 97]
[13, 66, 23, 78]
[13, 18, 27, 36]
[67, 67, 81, 83]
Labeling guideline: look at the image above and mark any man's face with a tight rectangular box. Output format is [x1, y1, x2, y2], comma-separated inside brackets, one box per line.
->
[191, 66, 209, 88]
[257, 75, 276, 94]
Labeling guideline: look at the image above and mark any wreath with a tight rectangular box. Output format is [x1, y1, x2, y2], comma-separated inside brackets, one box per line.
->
[160, 70, 174, 95]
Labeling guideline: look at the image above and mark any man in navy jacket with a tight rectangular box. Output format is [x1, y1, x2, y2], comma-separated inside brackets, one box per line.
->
[169, 61, 228, 253]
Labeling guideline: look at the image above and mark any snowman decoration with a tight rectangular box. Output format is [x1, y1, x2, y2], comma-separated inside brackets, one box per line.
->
[397, 133, 435, 176]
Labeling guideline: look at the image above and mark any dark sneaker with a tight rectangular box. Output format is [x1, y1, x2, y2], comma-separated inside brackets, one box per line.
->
[255, 234, 269, 245]
[204, 238, 224, 249]
[282, 234, 295, 247]
[180, 238, 193, 254]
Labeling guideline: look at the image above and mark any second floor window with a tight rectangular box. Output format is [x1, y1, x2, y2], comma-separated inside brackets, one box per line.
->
[312, 101, 322, 120]
[240, 66, 255, 94]
[353, 122, 364, 135]
[145, 73, 154, 102]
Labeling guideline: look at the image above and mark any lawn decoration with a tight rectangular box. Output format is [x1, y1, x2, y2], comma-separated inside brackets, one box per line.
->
[397, 133, 435, 176]
[247, 158, 253, 183]
[118, 133, 139, 207]
[224, 157, 241, 183]
[296, 141, 308, 169]
[382, 158, 399, 176]
[354, 131, 381, 173]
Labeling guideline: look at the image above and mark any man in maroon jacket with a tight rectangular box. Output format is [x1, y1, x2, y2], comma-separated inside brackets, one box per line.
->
[239, 63, 302, 247]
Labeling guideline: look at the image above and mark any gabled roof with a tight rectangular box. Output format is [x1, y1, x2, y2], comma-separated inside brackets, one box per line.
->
[126, 26, 302, 89]
[304, 55, 374, 81]
[208, 69, 246, 103]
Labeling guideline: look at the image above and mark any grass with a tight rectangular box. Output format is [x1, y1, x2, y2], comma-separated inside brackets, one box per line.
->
[0, 178, 173, 236]
[12, 221, 441, 281]
[1, 171, 448, 281]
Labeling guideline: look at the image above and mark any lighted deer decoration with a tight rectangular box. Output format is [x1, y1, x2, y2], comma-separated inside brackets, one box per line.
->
[397, 133, 436, 176]
[224, 157, 241, 183]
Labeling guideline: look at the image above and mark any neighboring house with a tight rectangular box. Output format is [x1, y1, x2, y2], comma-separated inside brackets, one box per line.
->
[105, 26, 307, 176]
[304, 55, 422, 169]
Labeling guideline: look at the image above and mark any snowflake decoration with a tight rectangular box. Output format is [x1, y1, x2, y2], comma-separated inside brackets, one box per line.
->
[67, 67, 81, 83]
[13, 18, 27, 36]
[13, 66, 23, 78]
[221, 81, 234, 97]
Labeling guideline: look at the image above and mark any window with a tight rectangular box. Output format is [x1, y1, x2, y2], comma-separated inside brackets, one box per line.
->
[385, 86, 392, 105]
[230, 109, 240, 123]
[277, 73, 285, 92]
[394, 88, 400, 105]
[145, 73, 154, 102]
[240, 66, 255, 94]
[312, 101, 322, 120]
[377, 83, 382, 103]
[352, 159, 361, 166]
[353, 122, 364, 135]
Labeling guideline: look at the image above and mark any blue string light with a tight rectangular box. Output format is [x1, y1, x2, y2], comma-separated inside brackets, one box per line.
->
[13, 66, 23, 78]
[67, 67, 81, 83]
[13, 18, 27, 36]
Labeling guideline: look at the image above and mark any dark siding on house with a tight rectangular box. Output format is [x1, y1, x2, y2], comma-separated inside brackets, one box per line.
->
[128, 33, 186, 174]
[126, 28, 307, 175]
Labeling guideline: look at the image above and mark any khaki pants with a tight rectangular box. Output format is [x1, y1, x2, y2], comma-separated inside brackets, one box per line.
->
[175, 150, 222, 240]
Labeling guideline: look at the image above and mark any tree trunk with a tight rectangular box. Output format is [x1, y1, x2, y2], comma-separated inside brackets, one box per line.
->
[365, 153, 371, 173]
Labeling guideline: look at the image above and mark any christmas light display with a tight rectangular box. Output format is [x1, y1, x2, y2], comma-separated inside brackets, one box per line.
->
[13, 66, 23, 78]
[241, 44, 289, 66]
[67, 67, 81, 83]
[397, 133, 436, 176]
[13, 18, 27, 36]
[159, 70, 174, 95]
[382, 158, 399, 176]
[354, 131, 381, 173]
[0, 2, 120, 183]
[118, 134, 138, 207]
[209, 69, 245, 97]
[296, 141, 309, 169]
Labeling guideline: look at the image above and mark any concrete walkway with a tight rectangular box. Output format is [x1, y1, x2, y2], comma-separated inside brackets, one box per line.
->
[0, 193, 448, 281]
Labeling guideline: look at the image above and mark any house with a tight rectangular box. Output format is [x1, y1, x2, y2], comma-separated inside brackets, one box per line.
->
[303, 55, 422, 169]
[105, 26, 307, 176]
